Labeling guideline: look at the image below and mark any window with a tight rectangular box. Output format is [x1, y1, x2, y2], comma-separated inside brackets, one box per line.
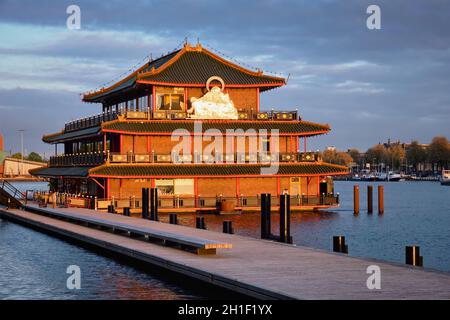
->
[156, 87, 185, 111]
[155, 179, 194, 195]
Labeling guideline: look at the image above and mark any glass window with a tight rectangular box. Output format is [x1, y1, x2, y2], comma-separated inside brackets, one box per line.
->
[174, 179, 194, 195]
[156, 87, 185, 111]
[155, 179, 174, 195]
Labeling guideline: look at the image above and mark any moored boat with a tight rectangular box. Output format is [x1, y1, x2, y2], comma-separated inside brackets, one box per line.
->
[441, 170, 450, 186]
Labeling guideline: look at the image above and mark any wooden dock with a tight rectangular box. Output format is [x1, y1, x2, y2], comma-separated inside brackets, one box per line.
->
[1, 204, 450, 299]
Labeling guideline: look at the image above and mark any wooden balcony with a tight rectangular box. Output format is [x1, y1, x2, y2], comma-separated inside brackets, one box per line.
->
[63, 109, 300, 133]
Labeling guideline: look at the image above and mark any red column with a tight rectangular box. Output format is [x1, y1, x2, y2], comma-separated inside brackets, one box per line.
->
[152, 86, 156, 112]
[304, 137, 307, 153]
[256, 88, 260, 113]
[317, 176, 320, 195]
[105, 178, 110, 199]
[277, 176, 281, 196]
[236, 177, 240, 203]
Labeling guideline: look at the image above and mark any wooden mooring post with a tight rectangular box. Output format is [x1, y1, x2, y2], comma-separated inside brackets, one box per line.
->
[333, 236, 348, 254]
[223, 221, 233, 234]
[196, 216, 206, 230]
[367, 185, 373, 213]
[406, 246, 423, 267]
[279, 194, 292, 244]
[141, 188, 149, 219]
[353, 185, 359, 214]
[169, 213, 178, 225]
[260, 193, 272, 239]
[378, 185, 384, 214]
[150, 188, 158, 221]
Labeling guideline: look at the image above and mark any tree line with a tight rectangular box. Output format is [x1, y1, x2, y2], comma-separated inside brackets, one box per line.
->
[10, 152, 46, 163]
[322, 136, 450, 173]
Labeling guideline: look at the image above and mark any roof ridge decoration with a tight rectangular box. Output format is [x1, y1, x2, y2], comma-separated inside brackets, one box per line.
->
[83, 42, 286, 102]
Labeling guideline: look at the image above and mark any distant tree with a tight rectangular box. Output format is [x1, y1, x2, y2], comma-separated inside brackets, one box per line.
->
[386, 144, 406, 170]
[322, 149, 354, 166]
[365, 144, 388, 167]
[347, 148, 361, 165]
[11, 152, 23, 159]
[406, 141, 427, 171]
[27, 152, 44, 162]
[427, 136, 450, 170]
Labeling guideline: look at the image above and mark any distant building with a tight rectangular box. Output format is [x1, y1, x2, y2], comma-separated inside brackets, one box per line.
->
[0, 134, 5, 176]
[2, 157, 46, 177]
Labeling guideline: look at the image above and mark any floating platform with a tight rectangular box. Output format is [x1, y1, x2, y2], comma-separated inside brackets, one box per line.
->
[1, 204, 450, 299]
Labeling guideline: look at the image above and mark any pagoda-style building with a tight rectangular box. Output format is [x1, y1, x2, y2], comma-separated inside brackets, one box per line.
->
[31, 43, 348, 212]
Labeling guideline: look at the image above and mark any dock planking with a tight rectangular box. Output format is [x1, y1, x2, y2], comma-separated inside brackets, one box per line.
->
[1, 203, 450, 299]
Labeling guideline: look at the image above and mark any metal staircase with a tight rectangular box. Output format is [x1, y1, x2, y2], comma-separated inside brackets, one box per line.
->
[0, 180, 25, 208]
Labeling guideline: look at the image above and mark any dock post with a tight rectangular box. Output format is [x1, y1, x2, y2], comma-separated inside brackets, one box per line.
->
[353, 185, 359, 214]
[406, 246, 423, 267]
[260, 193, 271, 239]
[378, 185, 384, 214]
[223, 221, 234, 234]
[123, 207, 130, 217]
[333, 236, 348, 254]
[150, 188, 158, 221]
[279, 194, 292, 244]
[196, 217, 206, 229]
[169, 213, 178, 225]
[367, 185, 373, 213]
[141, 188, 149, 219]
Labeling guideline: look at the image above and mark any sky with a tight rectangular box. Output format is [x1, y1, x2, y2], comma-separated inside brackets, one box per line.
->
[0, 0, 449, 156]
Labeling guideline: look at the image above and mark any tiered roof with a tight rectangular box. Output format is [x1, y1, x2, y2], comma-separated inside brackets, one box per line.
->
[83, 43, 285, 103]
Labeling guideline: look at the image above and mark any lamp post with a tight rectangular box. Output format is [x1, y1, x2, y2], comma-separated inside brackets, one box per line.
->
[18, 129, 25, 176]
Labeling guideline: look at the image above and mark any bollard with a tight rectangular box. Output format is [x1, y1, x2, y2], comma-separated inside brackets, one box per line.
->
[141, 188, 149, 219]
[353, 185, 359, 214]
[150, 188, 158, 221]
[367, 185, 373, 213]
[196, 216, 206, 230]
[169, 213, 178, 225]
[406, 246, 423, 267]
[279, 194, 292, 244]
[223, 221, 234, 234]
[378, 185, 384, 214]
[260, 193, 272, 239]
[123, 207, 130, 217]
[333, 236, 348, 254]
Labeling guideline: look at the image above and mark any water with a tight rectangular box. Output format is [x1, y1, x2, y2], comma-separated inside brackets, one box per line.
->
[2, 180, 449, 299]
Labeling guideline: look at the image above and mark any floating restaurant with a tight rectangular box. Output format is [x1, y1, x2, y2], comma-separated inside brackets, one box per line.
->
[31, 42, 348, 212]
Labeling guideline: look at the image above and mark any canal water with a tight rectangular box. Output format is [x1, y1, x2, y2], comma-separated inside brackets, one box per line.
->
[1, 180, 449, 299]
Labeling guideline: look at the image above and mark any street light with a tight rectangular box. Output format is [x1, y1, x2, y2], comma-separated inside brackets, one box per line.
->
[18, 129, 25, 176]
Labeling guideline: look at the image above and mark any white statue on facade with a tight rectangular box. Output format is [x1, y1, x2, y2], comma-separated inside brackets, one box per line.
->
[187, 76, 239, 119]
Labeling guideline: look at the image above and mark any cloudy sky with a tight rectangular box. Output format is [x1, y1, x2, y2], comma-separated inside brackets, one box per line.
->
[0, 0, 449, 156]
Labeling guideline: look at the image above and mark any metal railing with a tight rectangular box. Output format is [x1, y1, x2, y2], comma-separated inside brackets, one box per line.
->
[49, 151, 106, 167]
[64, 111, 120, 132]
[63, 109, 301, 133]
[32, 192, 339, 211]
[110, 151, 321, 164]
[0, 180, 25, 201]
[48, 151, 321, 167]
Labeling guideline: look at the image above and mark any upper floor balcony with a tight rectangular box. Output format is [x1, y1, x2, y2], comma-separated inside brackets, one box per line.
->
[63, 109, 300, 133]
[48, 151, 321, 167]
